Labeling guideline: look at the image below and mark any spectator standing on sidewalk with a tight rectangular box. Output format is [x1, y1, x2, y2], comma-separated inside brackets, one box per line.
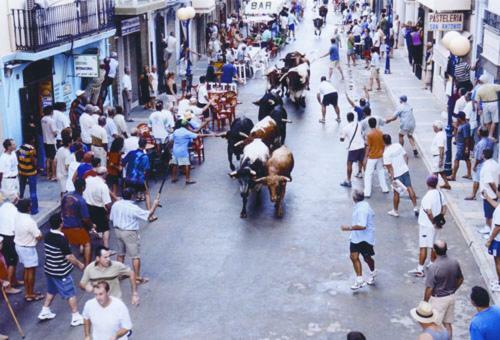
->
[385, 95, 418, 157]
[122, 138, 152, 211]
[112, 106, 129, 138]
[448, 112, 472, 181]
[80, 245, 139, 305]
[410, 301, 449, 340]
[382, 134, 418, 217]
[483, 191, 500, 292]
[423, 240, 464, 339]
[466, 128, 494, 200]
[17, 135, 38, 214]
[41, 106, 58, 181]
[363, 118, 389, 198]
[317, 76, 341, 124]
[340, 112, 365, 188]
[14, 198, 43, 301]
[38, 214, 85, 326]
[55, 135, 72, 198]
[83, 281, 132, 340]
[340, 190, 376, 290]
[408, 175, 446, 277]
[430, 121, 451, 190]
[479, 149, 499, 237]
[121, 67, 133, 122]
[80, 105, 96, 149]
[469, 286, 500, 337]
[91, 116, 109, 168]
[70, 90, 87, 138]
[476, 75, 500, 140]
[0, 139, 20, 196]
[0, 192, 22, 290]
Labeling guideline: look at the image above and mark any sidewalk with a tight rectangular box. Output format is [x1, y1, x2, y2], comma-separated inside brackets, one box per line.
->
[380, 49, 499, 303]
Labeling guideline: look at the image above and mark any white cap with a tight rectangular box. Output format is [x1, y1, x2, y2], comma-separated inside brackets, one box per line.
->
[433, 120, 443, 130]
[76, 90, 85, 97]
[479, 74, 490, 84]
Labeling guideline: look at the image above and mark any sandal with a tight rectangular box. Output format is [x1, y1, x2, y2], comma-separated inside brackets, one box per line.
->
[25, 293, 45, 302]
[148, 216, 158, 223]
[171, 179, 178, 183]
[318, 119, 325, 124]
[462, 175, 472, 180]
[136, 277, 150, 285]
[464, 196, 476, 201]
[185, 180, 196, 185]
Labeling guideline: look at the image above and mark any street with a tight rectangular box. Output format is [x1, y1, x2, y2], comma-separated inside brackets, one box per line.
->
[1, 8, 486, 340]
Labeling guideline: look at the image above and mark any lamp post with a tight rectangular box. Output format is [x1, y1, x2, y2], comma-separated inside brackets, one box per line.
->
[384, 0, 392, 74]
[177, 6, 196, 93]
[442, 32, 471, 176]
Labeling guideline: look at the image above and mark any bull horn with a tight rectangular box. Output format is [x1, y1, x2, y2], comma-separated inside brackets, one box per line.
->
[228, 171, 237, 178]
[282, 119, 293, 123]
[218, 132, 228, 138]
[234, 140, 245, 147]
[239, 132, 249, 138]
[254, 177, 267, 183]
[281, 176, 291, 182]
[249, 169, 256, 176]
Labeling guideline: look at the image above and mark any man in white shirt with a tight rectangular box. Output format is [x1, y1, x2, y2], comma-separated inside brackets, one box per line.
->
[382, 134, 418, 217]
[55, 136, 72, 197]
[454, 88, 468, 115]
[430, 121, 451, 190]
[148, 101, 174, 152]
[112, 106, 129, 138]
[197, 76, 210, 118]
[83, 167, 112, 248]
[340, 112, 365, 188]
[41, 105, 58, 180]
[83, 281, 132, 340]
[53, 102, 71, 147]
[408, 175, 446, 277]
[80, 105, 96, 148]
[122, 128, 139, 157]
[14, 199, 43, 301]
[91, 116, 109, 168]
[104, 111, 119, 146]
[163, 32, 177, 70]
[367, 48, 381, 91]
[121, 67, 133, 122]
[0, 192, 22, 291]
[317, 76, 340, 123]
[0, 139, 19, 196]
[479, 149, 499, 236]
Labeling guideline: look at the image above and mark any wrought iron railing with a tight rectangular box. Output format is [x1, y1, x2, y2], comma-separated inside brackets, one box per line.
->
[11, 0, 115, 52]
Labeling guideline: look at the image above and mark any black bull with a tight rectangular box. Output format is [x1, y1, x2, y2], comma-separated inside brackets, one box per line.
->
[254, 92, 291, 144]
[220, 117, 254, 171]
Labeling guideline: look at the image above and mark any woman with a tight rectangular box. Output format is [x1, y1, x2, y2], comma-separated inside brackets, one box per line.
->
[139, 65, 151, 109]
[165, 72, 178, 105]
[107, 137, 124, 196]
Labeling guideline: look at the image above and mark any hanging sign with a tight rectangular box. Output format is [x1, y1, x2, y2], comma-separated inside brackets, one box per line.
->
[74, 54, 99, 78]
[428, 13, 463, 31]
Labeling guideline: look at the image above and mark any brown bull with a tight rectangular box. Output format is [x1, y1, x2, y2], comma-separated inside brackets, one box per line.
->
[235, 116, 281, 150]
[255, 145, 294, 217]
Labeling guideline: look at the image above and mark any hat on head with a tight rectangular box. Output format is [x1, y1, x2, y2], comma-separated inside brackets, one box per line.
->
[432, 120, 443, 130]
[479, 74, 490, 84]
[410, 301, 438, 324]
[426, 174, 439, 188]
[76, 90, 85, 97]
[400, 95, 408, 102]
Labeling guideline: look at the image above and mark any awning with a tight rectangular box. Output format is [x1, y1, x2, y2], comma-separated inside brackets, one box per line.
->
[244, 0, 285, 16]
[244, 15, 275, 23]
[192, 0, 216, 14]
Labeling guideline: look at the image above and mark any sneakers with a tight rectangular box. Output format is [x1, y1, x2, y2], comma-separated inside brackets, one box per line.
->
[478, 225, 491, 234]
[38, 308, 56, 321]
[367, 270, 377, 285]
[340, 181, 352, 188]
[350, 279, 366, 290]
[70, 313, 84, 327]
[387, 209, 399, 217]
[414, 207, 419, 217]
[408, 268, 425, 277]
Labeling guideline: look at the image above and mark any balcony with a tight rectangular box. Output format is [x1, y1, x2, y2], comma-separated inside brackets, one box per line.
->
[416, 0, 471, 12]
[11, 0, 115, 52]
[115, 0, 170, 15]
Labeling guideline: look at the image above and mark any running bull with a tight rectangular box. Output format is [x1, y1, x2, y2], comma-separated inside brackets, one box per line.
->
[254, 91, 292, 144]
[220, 116, 254, 170]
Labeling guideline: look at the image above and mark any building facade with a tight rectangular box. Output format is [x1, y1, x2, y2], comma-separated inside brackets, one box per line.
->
[480, 0, 500, 81]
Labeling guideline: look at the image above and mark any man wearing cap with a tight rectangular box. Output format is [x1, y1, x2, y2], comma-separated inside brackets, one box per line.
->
[91, 116, 108, 168]
[80, 104, 97, 149]
[385, 95, 418, 157]
[448, 112, 472, 181]
[430, 121, 451, 190]
[476, 75, 500, 139]
[410, 301, 449, 339]
[409, 175, 446, 277]
[424, 240, 464, 338]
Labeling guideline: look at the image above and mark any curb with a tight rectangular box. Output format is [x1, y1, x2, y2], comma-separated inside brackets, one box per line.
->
[34, 205, 60, 227]
[381, 70, 500, 304]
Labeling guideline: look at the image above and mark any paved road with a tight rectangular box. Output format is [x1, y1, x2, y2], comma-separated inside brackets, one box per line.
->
[1, 8, 485, 340]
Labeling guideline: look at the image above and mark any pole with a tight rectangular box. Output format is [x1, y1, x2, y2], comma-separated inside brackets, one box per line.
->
[185, 19, 193, 93]
[445, 54, 457, 176]
[2, 286, 26, 338]
[384, 0, 392, 74]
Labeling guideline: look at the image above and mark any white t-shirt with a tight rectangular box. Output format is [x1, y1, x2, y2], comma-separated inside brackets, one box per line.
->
[80, 113, 95, 144]
[463, 102, 476, 129]
[91, 125, 108, 146]
[83, 176, 112, 208]
[0, 202, 18, 235]
[454, 96, 467, 114]
[480, 159, 500, 199]
[340, 121, 365, 151]
[114, 114, 129, 137]
[383, 143, 408, 177]
[318, 81, 337, 101]
[370, 52, 380, 68]
[82, 297, 132, 340]
[41, 115, 57, 145]
[197, 84, 209, 104]
[123, 136, 139, 157]
[0, 152, 18, 177]
[177, 99, 190, 116]
[431, 130, 446, 155]
[55, 146, 71, 179]
[108, 58, 119, 78]
[66, 157, 79, 192]
[148, 111, 170, 140]
[492, 206, 500, 241]
[165, 35, 177, 54]
[418, 189, 446, 227]
[53, 110, 70, 140]
[14, 213, 41, 247]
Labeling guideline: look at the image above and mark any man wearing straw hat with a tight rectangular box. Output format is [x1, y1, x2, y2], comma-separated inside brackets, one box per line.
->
[410, 301, 449, 339]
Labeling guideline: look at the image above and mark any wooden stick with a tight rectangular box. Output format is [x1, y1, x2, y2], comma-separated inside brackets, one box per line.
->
[1, 285, 25, 338]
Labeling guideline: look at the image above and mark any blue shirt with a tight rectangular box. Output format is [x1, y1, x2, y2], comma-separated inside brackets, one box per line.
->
[61, 191, 90, 228]
[76, 163, 92, 180]
[221, 63, 237, 84]
[350, 201, 375, 245]
[456, 123, 471, 145]
[122, 149, 150, 184]
[329, 44, 340, 61]
[470, 306, 500, 340]
[172, 127, 198, 158]
[473, 137, 494, 163]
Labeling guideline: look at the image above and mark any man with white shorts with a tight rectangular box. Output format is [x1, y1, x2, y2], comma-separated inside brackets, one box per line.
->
[476, 74, 500, 139]
[408, 175, 446, 277]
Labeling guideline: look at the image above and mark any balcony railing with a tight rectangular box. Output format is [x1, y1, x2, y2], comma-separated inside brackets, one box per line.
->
[11, 0, 115, 52]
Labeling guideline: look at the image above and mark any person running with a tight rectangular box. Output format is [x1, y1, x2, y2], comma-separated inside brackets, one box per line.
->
[82, 281, 132, 340]
[363, 118, 389, 198]
[382, 134, 418, 217]
[317, 76, 341, 123]
[367, 47, 381, 91]
[430, 121, 451, 190]
[385, 95, 418, 157]
[448, 112, 472, 181]
[340, 112, 365, 188]
[346, 87, 370, 121]
[321, 38, 345, 80]
[410, 301, 449, 340]
[469, 286, 500, 337]
[341, 190, 376, 290]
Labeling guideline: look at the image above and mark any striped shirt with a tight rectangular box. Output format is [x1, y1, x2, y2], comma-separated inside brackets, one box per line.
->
[454, 62, 471, 83]
[44, 230, 73, 277]
[17, 144, 37, 176]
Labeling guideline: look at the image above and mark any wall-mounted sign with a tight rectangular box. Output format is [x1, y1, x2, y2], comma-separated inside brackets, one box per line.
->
[74, 54, 99, 78]
[120, 17, 141, 36]
[245, 0, 285, 15]
[428, 12, 463, 31]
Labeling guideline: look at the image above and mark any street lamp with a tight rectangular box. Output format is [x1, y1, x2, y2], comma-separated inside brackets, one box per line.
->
[177, 6, 196, 93]
[443, 32, 471, 176]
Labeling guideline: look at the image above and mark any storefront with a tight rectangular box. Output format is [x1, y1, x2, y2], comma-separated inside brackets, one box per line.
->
[480, 4, 500, 81]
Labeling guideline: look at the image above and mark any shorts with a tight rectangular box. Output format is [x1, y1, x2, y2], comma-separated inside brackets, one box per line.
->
[488, 240, 500, 257]
[87, 205, 110, 233]
[44, 144, 57, 159]
[170, 156, 191, 166]
[155, 137, 167, 145]
[2, 177, 19, 196]
[322, 92, 338, 107]
[350, 241, 375, 257]
[372, 46, 380, 54]
[431, 155, 444, 173]
[472, 162, 483, 182]
[483, 199, 496, 219]
[115, 229, 140, 258]
[46, 274, 76, 300]
[348, 148, 365, 162]
[330, 60, 339, 68]
[347, 48, 354, 56]
[106, 174, 120, 186]
[370, 67, 380, 79]
[455, 144, 469, 161]
[15, 245, 38, 268]
[0, 234, 18, 266]
[481, 102, 499, 125]
[419, 224, 440, 248]
[125, 180, 147, 193]
[429, 294, 456, 324]
[363, 50, 371, 60]
[399, 127, 415, 136]
[395, 171, 412, 188]
[288, 24, 295, 31]
[62, 227, 90, 246]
